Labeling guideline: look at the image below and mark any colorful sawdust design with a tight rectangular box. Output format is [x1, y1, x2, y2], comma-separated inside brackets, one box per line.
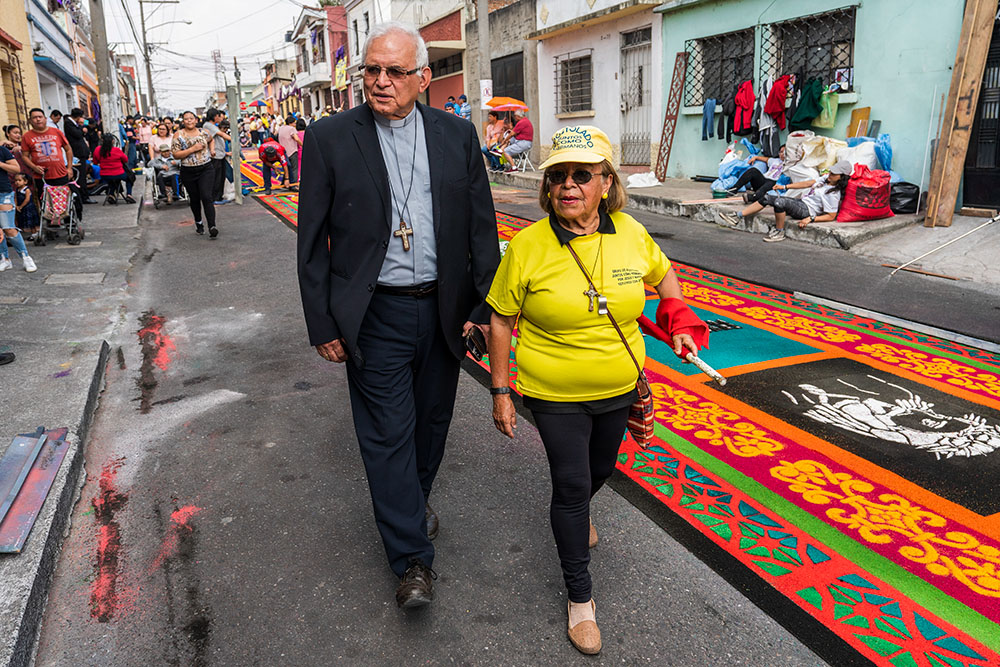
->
[264, 202, 1000, 663]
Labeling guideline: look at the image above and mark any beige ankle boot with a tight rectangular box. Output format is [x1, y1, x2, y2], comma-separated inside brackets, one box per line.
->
[567, 599, 601, 655]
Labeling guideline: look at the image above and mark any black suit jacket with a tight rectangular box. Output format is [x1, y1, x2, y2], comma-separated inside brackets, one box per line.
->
[63, 119, 89, 162]
[296, 102, 500, 367]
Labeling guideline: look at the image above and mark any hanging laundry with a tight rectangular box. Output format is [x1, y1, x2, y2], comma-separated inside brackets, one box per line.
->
[702, 98, 716, 140]
[764, 75, 792, 130]
[719, 90, 736, 142]
[811, 91, 839, 129]
[733, 80, 755, 136]
[789, 78, 824, 130]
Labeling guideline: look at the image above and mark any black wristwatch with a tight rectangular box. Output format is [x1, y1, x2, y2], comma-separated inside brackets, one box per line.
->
[490, 387, 511, 395]
[810, 215, 816, 223]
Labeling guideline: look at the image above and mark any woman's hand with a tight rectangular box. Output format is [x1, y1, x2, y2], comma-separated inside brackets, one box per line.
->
[492, 394, 517, 438]
[672, 333, 699, 360]
[773, 183, 786, 191]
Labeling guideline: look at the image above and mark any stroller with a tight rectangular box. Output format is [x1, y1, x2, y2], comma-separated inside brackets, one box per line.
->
[35, 170, 85, 246]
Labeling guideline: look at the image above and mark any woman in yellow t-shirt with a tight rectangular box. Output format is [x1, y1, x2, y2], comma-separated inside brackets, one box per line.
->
[486, 126, 700, 656]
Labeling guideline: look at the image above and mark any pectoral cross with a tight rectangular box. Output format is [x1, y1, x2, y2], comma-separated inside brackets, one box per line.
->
[393, 218, 414, 252]
[584, 286, 601, 312]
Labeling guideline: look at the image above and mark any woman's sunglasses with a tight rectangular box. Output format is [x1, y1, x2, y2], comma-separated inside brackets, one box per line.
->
[546, 169, 602, 185]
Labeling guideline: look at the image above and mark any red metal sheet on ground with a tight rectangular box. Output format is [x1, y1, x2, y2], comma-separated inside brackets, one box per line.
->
[0, 428, 69, 553]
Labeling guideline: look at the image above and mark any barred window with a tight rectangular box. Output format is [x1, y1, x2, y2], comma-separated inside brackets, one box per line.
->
[430, 54, 462, 79]
[760, 8, 856, 88]
[683, 29, 754, 107]
[554, 50, 592, 113]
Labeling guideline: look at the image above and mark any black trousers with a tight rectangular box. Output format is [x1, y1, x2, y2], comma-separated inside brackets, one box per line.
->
[345, 290, 461, 577]
[179, 164, 216, 227]
[732, 168, 776, 203]
[531, 406, 630, 603]
[211, 158, 227, 201]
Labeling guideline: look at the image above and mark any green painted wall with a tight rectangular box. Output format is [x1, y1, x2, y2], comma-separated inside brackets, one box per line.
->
[657, 0, 963, 186]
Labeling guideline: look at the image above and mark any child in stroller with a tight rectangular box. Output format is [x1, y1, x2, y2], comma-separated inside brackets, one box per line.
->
[150, 143, 182, 206]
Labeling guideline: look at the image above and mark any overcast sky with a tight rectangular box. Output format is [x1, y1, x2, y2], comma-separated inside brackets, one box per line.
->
[105, 0, 304, 111]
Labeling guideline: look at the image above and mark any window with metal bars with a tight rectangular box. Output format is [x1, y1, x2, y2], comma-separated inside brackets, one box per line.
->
[683, 29, 754, 107]
[554, 50, 593, 113]
[430, 54, 463, 79]
[759, 8, 856, 88]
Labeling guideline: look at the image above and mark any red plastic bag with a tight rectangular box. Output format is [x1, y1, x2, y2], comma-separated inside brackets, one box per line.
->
[837, 164, 894, 222]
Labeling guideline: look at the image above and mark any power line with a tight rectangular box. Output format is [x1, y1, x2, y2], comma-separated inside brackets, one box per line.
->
[171, 0, 285, 44]
[118, 0, 145, 54]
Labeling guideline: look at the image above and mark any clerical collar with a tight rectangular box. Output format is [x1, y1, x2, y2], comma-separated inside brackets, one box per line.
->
[372, 104, 419, 128]
[549, 208, 617, 245]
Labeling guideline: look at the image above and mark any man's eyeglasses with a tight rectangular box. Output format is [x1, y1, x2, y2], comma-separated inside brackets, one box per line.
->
[546, 169, 602, 186]
[363, 64, 419, 81]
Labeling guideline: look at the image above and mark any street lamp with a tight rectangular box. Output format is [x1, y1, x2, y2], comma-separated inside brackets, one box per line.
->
[146, 19, 192, 31]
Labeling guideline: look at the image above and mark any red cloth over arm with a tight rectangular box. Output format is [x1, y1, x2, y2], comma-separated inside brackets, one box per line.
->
[638, 298, 710, 358]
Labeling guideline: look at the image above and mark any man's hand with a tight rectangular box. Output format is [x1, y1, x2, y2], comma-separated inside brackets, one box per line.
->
[462, 321, 489, 339]
[32, 164, 44, 175]
[315, 339, 348, 363]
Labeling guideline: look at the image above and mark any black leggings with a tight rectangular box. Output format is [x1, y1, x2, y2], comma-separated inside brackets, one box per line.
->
[732, 168, 776, 203]
[532, 406, 630, 603]
[179, 164, 216, 227]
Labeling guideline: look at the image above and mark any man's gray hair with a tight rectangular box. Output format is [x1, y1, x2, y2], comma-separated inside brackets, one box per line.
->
[361, 21, 428, 69]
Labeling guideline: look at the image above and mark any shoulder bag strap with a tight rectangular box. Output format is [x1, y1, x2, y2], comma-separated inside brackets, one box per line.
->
[565, 240, 646, 379]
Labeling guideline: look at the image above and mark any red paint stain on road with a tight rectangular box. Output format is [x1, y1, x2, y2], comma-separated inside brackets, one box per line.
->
[90, 458, 128, 622]
[148, 505, 204, 573]
[137, 312, 176, 371]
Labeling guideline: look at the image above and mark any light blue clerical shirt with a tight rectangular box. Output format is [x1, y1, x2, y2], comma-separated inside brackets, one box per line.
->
[373, 106, 437, 285]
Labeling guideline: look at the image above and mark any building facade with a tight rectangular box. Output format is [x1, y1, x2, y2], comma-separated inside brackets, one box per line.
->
[653, 0, 964, 189]
[529, 0, 661, 170]
[291, 7, 333, 117]
[0, 4, 41, 130]
[464, 0, 540, 162]
[26, 0, 82, 115]
[420, 7, 466, 110]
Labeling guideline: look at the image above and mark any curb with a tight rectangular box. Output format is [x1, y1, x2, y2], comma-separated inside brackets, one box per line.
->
[6, 341, 109, 667]
[490, 170, 922, 249]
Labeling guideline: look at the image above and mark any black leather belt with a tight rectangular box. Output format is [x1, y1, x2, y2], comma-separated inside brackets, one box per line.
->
[375, 281, 438, 298]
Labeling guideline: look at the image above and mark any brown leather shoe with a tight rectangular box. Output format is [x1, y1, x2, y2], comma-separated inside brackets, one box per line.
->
[567, 600, 601, 655]
[395, 560, 436, 609]
[589, 520, 598, 549]
[425, 502, 439, 541]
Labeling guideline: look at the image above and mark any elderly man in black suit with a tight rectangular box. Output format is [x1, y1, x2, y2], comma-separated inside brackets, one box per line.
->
[296, 22, 500, 608]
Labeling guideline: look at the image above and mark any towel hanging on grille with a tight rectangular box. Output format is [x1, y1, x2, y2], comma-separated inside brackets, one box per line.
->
[764, 75, 792, 130]
[733, 80, 755, 136]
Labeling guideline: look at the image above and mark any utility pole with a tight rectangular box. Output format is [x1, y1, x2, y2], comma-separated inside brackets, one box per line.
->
[229, 57, 243, 205]
[477, 0, 490, 126]
[138, 0, 179, 117]
[88, 0, 118, 130]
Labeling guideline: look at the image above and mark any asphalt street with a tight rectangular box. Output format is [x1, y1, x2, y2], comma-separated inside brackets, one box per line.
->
[32, 191, 827, 666]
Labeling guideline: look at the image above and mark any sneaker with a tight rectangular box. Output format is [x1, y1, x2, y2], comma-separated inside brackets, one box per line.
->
[213, 200, 227, 206]
[263, 189, 272, 195]
[124, 195, 136, 204]
[0, 257, 11, 272]
[195, 222, 205, 235]
[718, 212, 739, 227]
[209, 226, 219, 239]
[22, 255, 37, 272]
[762, 229, 786, 243]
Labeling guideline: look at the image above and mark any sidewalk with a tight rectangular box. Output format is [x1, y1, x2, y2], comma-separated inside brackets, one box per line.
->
[0, 182, 144, 667]
[491, 169, 922, 250]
